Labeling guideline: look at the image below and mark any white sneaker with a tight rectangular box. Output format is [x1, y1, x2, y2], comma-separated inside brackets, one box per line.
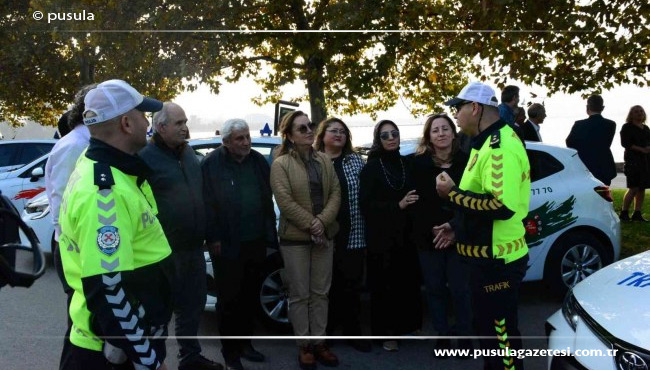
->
[382, 340, 399, 352]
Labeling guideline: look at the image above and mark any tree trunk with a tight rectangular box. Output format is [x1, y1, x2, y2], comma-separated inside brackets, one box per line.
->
[305, 56, 327, 125]
[79, 53, 95, 86]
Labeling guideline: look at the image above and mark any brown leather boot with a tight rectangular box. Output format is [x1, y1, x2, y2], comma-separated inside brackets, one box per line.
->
[314, 343, 339, 367]
[299, 346, 316, 370]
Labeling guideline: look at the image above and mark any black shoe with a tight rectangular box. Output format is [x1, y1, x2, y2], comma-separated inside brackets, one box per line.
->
[632, 211, 649, 222]
[620, 210, 630, 221]
[433, 338, 451, 358]
[224, 356, 244, 370]
[241, 344, 265, 362]
[347, 339, 372, 353]
[179, 355, 224, 370]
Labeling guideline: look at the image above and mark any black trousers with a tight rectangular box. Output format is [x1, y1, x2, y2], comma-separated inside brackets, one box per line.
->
[468, 256, 528, 370]
[54, 240, 74, 370]
[367, 240, 422, 336]
[327, 247, 365, 335]
[172, 249, 208, 365]
[214, 239, 266, 360]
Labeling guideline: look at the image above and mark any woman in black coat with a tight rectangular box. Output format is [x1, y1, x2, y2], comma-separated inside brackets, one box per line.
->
[620, 105, 650, 222]
[410, 114, 472, 354]
[359, 120, 422, 352]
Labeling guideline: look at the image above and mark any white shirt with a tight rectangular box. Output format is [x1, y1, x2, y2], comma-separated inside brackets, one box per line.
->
[45, 124, 90, 241]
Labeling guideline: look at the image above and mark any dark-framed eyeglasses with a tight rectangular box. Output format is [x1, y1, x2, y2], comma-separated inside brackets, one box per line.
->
[452, 101, 473, 114]
[326, 129, 347, 136]
[296, 122, 317, 134]
[379, 130, 400, 141]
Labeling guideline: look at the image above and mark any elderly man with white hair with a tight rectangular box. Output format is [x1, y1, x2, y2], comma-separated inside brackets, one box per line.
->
[139, 102, 223, 370]
[201, 119, 278, 370]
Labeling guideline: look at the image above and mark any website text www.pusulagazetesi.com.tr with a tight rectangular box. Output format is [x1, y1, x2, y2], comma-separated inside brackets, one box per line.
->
[432, 347, 618, 360]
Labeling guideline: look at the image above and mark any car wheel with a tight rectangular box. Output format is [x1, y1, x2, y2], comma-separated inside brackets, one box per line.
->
[545, 231, 606, 296]
[258, 253, 291, 330]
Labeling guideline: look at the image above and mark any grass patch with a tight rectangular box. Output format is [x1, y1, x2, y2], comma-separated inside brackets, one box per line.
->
[611, 189, 650, 258]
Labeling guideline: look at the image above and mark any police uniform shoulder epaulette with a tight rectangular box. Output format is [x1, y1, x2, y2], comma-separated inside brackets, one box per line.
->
[489, 130, 501, 148]
[93, 163, 115, 190]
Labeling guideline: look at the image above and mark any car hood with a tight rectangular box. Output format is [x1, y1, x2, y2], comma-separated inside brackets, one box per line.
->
[573, 250, 650, 350]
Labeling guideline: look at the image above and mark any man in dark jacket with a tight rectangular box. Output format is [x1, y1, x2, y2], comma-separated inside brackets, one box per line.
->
[139, 102, 222, 370]
[202, 119, 278, 370]
[566, 95, 617, 185]
[521, 103, 545, 142]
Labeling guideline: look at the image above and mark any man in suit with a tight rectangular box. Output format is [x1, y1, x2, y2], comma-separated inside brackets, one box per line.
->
[521, 103, 545, 142]
[566, 95, 617, 185]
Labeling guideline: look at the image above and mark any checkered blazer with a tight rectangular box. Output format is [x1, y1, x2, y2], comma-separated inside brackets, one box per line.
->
[342, 153, 366, 249]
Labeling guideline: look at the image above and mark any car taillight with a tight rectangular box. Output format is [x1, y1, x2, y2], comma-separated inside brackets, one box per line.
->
[594, 186, 613, 202]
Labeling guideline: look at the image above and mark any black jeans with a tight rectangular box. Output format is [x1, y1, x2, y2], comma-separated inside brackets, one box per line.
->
[172, 249, 208, 365]
[214, 239, 266, 360]
[469, 256, 528, 370]
[418, 249, 472, 335]
[327, 247, 365, 335]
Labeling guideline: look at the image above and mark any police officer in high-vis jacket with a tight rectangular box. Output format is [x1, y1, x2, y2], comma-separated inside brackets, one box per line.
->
[59, 79, 174, 370]
[434, 82, 531, 370]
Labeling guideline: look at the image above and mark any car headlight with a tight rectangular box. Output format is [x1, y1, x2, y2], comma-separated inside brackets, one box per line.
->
[561, 290, 580, 331]
[25, 201, 50, 220]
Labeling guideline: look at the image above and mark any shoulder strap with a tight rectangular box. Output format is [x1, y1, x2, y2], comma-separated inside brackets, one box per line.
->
[93, 163, 115, 190]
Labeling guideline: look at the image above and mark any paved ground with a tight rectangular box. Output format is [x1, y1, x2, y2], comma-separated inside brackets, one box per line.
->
[0, 259, 560, 370]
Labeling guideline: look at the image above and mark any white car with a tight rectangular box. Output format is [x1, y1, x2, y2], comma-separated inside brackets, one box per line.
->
[0, 139, 56, 173]
[0, 152, 49, 211]
[360, 139, 621, 295]
[545, 250, 650, 370]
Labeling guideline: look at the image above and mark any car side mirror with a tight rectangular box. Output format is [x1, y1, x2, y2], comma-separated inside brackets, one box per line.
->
[30, 167, 44, 182]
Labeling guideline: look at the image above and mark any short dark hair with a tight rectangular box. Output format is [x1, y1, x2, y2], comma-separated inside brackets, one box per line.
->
[69, 83, 98, 129]
[527, 103, 545, 119]
[587, 95, 604, 112]
[501, 85, 520, 104]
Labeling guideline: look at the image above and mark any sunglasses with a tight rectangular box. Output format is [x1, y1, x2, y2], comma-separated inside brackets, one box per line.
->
[326, 129, 347, 135]
[380, 130, 400, 141]
[296, 122, 317, 134]
[452, 101, 473, 114]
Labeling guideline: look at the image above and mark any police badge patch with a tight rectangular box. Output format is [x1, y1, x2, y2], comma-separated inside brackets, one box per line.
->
[97, 226, 120, 256]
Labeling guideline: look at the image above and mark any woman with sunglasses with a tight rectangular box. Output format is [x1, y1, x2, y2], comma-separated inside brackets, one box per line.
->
[314, 118, 370, 352]
[359, 120, 422, 352]
[270, 110, 341, 369]
[411, 114, 473, 356]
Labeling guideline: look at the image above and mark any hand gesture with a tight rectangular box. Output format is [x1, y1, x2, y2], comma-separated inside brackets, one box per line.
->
[435, 171, 455, 198]
[432, 222, 455, 250]
[399, 190, 419, 209]
[310, 217, 325, 236]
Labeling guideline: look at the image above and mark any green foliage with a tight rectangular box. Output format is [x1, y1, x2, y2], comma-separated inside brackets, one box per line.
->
[1, 1, 648, 126]
[611, 189, 650, 258]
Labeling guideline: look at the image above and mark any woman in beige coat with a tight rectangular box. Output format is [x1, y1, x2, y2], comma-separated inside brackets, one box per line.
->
[270, 110, 341, 370]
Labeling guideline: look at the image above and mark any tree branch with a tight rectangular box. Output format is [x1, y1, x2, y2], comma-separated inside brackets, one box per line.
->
[312, 0, 330, 29]
[289, 0, 310, 30]
[245, 56, 304, 69]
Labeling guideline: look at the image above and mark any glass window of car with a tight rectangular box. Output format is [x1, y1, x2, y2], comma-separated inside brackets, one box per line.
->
[18, 144, 54, 165]
[0, 144, 20, 167]
[527, 149, 564, 182]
